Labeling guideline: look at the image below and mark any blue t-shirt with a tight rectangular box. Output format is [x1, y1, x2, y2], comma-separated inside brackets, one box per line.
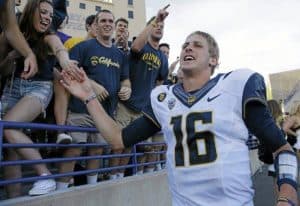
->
[15, 39, 56, 81]
[123, 43, 168, 112]
[68, 38, 129, 116]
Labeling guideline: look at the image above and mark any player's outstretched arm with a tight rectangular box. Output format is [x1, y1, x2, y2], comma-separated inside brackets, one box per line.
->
[60, 68, 125, 150]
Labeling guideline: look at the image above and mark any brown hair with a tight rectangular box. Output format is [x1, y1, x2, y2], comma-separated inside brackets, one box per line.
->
[188, 31, 219, 75]
[159, 43, 170, 50]
[19, 0, 53, 59]
[115, 17, 128, 26]
[85, 14, 96, 31]
[96, 9, 115, 22]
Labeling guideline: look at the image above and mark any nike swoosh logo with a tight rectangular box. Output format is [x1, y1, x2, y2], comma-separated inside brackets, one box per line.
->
[207, 94, 221, 102]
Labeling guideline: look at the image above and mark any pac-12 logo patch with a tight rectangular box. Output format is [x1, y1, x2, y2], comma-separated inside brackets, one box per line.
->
[157, 92, 167, 102]
[168, 98, 176, 110]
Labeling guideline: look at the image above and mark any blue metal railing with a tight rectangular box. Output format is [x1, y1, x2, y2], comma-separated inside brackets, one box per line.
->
[0, 120, 166, 186]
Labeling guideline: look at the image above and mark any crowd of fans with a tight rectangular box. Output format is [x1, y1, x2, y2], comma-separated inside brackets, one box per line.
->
[0, 0, 299, 203]
[0, 0, 180, 199]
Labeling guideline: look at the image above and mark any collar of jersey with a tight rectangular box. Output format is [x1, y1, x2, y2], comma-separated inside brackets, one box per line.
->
[172, 74, 223, 108]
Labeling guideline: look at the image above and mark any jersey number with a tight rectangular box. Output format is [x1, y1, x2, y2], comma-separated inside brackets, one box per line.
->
[170, 112, 217, 167]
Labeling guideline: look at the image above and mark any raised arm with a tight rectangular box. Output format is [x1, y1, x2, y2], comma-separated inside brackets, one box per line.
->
[0, 0, 37, 79]
[131, 5, 169, 52]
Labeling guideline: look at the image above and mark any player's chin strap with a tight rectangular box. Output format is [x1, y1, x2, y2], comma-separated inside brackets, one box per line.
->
[275, 150, 298, 191]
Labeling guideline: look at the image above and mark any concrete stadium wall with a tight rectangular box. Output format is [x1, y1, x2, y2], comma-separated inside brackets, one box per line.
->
[1, 171, 172, 206]
[1, 152, 262, 206]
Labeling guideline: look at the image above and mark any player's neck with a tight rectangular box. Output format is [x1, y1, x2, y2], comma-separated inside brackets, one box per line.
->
[182, 70, 211, 92]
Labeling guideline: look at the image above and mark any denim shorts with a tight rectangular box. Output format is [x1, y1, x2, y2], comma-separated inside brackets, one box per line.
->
[1, 78, 53, 117]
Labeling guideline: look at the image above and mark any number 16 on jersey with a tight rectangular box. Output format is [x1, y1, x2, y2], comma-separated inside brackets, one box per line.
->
[170, 111, 217, 167]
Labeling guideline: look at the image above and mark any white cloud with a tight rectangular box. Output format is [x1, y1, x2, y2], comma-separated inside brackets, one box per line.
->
[145, 0, 300, 77]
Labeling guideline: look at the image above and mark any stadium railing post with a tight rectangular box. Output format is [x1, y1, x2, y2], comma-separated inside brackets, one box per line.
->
[0, 121, 3, 164]
[132, 144, 137, 175]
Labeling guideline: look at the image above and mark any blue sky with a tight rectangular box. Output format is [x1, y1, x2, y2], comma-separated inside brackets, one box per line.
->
[145, 0, 300, 77]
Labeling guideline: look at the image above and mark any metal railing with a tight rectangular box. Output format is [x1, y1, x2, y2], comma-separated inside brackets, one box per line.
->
[0, 120, 166, 186]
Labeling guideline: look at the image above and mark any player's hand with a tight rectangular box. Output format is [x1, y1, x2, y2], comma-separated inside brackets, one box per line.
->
[155, 4, 170, 23]
[118, 86, 131, 100]
[92, 82, 109, 102]
[60, 68, 93, 101]
[21, 52, 38, 79]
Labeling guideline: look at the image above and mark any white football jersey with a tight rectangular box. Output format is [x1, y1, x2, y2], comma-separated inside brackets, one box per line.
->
[150, 69, 266, 206]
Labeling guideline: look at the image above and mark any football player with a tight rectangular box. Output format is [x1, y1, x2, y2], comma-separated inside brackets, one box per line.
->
[60, 6, 298, 206]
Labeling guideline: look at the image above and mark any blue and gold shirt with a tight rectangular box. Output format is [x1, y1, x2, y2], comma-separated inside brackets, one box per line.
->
[123, 42, 168, 112]
[68, 38, 129, 116]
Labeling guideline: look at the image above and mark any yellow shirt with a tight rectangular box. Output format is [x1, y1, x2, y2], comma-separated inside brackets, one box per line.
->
[64, 37, 85, 50]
